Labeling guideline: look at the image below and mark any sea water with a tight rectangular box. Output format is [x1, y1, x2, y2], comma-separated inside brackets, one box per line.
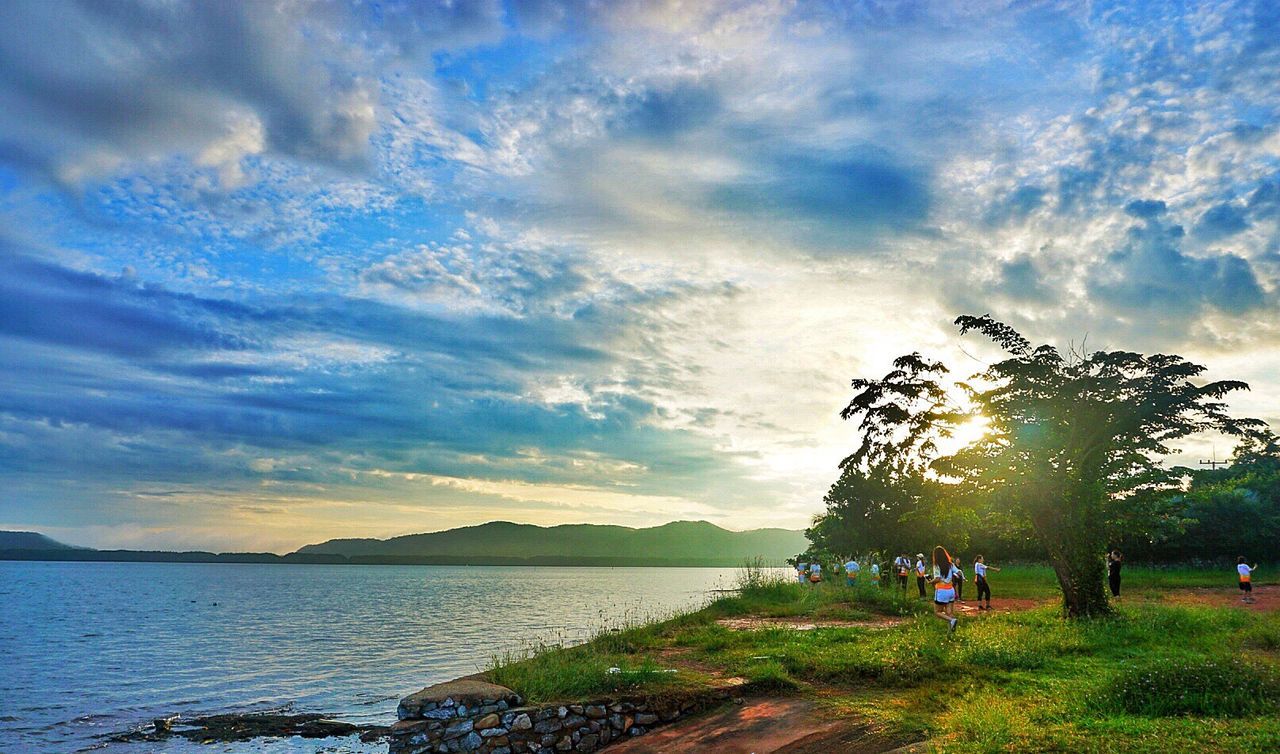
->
[0, 561, 747, 753]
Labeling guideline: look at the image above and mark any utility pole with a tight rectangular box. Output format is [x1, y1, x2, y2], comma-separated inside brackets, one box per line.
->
[1200, 447, 1227, 471]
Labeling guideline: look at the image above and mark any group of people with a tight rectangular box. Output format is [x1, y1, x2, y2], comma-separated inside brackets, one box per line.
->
[794, 547, 1004, 631]
[799, 547, 1263, 631]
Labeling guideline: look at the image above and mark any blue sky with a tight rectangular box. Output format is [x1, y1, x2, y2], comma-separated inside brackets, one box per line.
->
[1, 0, 1278, 552]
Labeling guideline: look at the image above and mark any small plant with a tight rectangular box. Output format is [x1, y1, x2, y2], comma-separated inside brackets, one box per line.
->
[743, 659, 800, 691]
[1105, 657, 1280, 717]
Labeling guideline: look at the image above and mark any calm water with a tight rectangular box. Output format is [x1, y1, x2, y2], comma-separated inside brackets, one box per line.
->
[0, 561, 747, 753]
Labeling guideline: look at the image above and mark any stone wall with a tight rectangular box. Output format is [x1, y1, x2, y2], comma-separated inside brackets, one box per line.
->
[388, 677, 733, 754]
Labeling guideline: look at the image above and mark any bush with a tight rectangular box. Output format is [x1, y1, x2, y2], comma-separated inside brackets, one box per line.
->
[743, 659, 799, 691]
[1106, 658, 1280, 717]
[1238, 615, 1280, 651]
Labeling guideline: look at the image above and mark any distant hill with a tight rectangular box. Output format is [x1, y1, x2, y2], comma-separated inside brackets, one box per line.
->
[295, 520, 806, 565]
[0, 531, 79, 550]
[0, 521, 807, 567]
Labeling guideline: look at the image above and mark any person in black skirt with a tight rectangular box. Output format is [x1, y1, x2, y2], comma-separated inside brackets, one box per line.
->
[1107, 549, 1123, 598]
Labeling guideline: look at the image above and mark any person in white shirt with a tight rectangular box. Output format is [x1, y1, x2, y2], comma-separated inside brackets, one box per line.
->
[843, 558, 860, 587]
[929, 545, 959, 633]
[1238, 557, 1257, 604]
[894, 554, 911, 593]
[808, 561, 823, 585]
[914, 554, 927, 599]
[974, 555, 1001, 610]
[796, 561, 808, 584]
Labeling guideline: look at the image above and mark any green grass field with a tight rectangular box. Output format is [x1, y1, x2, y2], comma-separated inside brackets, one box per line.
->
[486, 565, 1280, 752]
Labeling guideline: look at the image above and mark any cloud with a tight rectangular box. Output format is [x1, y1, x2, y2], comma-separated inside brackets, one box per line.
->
[1089, 214, 1267, 319]
[3, 0, 1280, 550]
[0, 0, 507, 187]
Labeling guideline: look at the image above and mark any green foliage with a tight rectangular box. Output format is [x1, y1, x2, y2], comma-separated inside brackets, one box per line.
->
[742, 659, 799, 691]
[489, 566, 1280, 752]
[486, 643, 690, 703]
[829, 314, 1265, 617]
[1105, 658, 1280, 717]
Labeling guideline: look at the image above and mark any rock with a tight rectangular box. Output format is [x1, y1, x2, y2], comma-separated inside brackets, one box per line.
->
[533, 719, 562, 734]
[555, 735, 573, 751]
[510, 713, 533, 731]
[634, 713, 658, 726]
[443, 719, 473, 740]
[475, 714, 501, 731]
[576, 733, 598, 751]
[481, 727, 508, 738]
[459, 731, 483, 751]
[627, 726, 646, 737]
[607, 714, 624, 731]
[584, 705, 606, 720]
[557, 706, 568, 719]
[568, 705, 584, 714]
[423, 708, 457, 721]
[110, 713, 369, 744]
[399, 680, 520, 719]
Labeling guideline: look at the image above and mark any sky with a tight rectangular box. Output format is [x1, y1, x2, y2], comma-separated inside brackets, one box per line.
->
[1, 0, 1278, 553]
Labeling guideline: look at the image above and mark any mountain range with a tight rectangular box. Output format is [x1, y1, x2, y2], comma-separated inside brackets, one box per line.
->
[0, 521, 806, 567]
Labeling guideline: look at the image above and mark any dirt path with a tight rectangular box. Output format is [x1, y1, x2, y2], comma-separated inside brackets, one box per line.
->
[715, 615, 910, 631]
[602, 697, 918, 754]
[1163, 584, 1280, 612]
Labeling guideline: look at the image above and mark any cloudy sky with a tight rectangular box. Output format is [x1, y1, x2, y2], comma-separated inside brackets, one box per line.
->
[1, 0, 1277, 552]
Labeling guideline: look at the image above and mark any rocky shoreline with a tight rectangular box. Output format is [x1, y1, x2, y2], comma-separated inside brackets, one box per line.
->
[107, 712, 391, 746]
[389, 677, 742, 754]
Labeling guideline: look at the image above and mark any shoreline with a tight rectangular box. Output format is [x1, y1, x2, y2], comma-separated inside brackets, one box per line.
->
[0, 550, 790, 568]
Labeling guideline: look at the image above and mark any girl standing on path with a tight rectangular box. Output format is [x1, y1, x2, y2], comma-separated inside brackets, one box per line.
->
[930, 545, 959, 633]
[1107, 550, 1124, 598]
[1238, 557, 1257, 604]
[974, 555, 1000, 610]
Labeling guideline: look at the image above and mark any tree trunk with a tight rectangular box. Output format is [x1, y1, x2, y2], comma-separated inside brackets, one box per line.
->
[1049, 545, 1111, 618]
[1030, 487, 1112, 618]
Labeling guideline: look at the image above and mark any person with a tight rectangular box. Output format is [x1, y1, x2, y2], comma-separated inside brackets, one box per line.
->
[870, 561, 881, 587]
[796, 560, 808, 584]
[915, 553, 927, 599]
[843, 557, 860, 587]
[1238, 557, 1257, 604]
[952, 559, 966, 602]
[929, 545, 959, 633]
[808, 560, 823, 585]
[973, 555, 1001, 610]
[894, 553, 911, 592]
[1107, 550, 1124, 598]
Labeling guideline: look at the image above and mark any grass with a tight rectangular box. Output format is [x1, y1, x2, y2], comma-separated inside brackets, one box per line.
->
[483, 564, 1280, 751]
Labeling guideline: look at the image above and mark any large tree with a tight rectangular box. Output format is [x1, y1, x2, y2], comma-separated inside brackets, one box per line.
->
[838, 315, 1265, 617]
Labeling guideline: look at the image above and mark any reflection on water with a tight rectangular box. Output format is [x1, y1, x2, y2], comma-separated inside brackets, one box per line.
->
[0, 561, 745, 753]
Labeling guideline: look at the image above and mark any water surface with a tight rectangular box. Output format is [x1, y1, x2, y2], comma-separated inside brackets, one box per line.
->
[0, 561, 745, 753]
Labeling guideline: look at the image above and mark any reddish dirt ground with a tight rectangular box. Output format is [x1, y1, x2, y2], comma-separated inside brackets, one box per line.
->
[1163, 584, 1280, 612]
[602, 697, 919, 754]
[715, 615, 910, 631]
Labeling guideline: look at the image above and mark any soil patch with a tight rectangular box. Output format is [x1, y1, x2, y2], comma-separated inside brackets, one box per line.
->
[716, 616, 909, 631]
[1164, 584, 1280, 612]
[602, 697, 916, 754]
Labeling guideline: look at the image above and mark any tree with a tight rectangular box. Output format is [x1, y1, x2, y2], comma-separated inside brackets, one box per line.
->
[836, 315, 1264, 617]
[807, 466, 944, 558]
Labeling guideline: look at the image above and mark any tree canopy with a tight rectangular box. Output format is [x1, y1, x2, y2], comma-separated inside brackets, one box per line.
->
[824, 315, 1267, 617]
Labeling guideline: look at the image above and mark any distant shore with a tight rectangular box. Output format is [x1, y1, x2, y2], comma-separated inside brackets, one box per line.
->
[0, 549, 788, 568]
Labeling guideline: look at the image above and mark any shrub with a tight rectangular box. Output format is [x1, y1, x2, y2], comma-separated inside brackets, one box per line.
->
[743, 659, 799, 691]
[1106, 658, 1280, 717]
